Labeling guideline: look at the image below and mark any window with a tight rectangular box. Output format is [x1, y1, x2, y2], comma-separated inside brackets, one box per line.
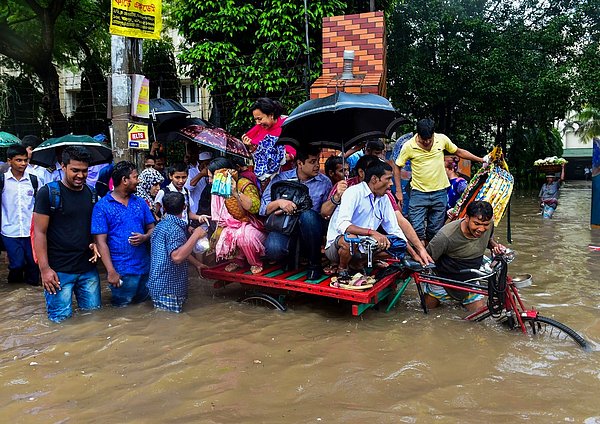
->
[181, 84, 198, 104]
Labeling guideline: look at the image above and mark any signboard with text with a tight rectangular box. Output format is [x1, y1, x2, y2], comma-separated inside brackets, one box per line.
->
[110, 0, 162, 40]
[131, 75, 150, 118]
[128, 122, 149, 149]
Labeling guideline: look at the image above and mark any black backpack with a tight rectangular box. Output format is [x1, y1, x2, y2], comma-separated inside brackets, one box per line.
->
[264, 180, 313, 236]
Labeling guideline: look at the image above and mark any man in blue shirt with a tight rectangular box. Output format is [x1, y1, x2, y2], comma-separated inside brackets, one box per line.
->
[92, 161, 155, 306]
[148, 192, 207, 313]
[260, 146, 332, 280]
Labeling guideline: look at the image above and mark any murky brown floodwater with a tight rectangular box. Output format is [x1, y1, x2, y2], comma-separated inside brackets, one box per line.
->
[1, 181, 599, 423]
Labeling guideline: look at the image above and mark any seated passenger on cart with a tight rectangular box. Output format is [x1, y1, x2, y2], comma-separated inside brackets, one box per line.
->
[321, 155, 431, 269]
[424, 200, 506, 311]
[325, 160, 409, 282]
[260, 146, 332, 280]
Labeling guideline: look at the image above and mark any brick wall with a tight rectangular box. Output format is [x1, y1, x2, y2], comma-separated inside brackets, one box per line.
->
[309, 11, 387, 165]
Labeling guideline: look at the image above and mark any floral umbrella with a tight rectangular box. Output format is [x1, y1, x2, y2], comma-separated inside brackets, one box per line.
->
[178, 125, 251, 159]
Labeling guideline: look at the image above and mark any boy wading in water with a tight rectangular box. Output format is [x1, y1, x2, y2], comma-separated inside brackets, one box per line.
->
[148, 191, 207, 313]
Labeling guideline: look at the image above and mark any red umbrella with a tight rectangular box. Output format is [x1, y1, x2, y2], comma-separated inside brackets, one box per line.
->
[178, 125, 251, 159]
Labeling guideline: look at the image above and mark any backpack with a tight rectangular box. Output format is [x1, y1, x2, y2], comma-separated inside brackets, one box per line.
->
[29, 181, 97, 263]
[0, 172, 39, 251]
[46, 181, 98, 213]
[264, 180, 313, 236]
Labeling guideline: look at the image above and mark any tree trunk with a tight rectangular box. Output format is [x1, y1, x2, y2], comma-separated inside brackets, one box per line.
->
[37, 63, 69, 136]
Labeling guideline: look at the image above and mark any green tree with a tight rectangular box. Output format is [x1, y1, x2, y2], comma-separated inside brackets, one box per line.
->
[0, 0, 110, 135]
[572, 106, 600, 143]
[387, 0, 596, 172]
[169, 0, 349, 134]
[143, 38, 181, 101]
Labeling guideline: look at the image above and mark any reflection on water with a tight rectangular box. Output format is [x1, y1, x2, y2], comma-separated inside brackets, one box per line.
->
[1, 182, 599, 423]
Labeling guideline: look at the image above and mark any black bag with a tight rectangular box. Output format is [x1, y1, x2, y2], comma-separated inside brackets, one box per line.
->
[264, 180, 313, 235]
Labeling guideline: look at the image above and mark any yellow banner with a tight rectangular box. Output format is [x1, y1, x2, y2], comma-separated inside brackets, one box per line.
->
[110, 0, 162, 40]
[128, 122, 149, 149]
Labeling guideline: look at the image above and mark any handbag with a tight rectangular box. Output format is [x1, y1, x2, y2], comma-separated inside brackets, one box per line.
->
[264, 180, 313, 235]
[224, 179, 252, 222]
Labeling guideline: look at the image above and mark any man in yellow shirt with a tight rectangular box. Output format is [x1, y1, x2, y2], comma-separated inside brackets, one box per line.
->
[395, 118, 484, 243]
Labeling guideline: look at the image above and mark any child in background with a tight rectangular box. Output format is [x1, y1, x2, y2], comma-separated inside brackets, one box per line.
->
[154, 162, 207, 226]
[1, 144, 40, 285]
[147, 191, 206, 313]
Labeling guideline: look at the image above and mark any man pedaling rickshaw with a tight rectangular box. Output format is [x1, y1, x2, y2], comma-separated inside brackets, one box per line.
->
[424, 200, 507, 311]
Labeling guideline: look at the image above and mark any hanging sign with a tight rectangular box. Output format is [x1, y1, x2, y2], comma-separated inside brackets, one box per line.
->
[131, 75, 150, 118]
[110, 0, 162, 40]
[128, 122, 149, 149]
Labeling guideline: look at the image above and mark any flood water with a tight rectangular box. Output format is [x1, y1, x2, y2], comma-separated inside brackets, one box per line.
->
[1, 181, 599, 423]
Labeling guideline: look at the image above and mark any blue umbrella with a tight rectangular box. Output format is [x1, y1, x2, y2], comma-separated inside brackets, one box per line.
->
[278, 92, 410, 151]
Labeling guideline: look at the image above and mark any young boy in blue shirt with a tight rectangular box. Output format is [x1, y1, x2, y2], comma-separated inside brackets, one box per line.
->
[148, 191, 206, 313]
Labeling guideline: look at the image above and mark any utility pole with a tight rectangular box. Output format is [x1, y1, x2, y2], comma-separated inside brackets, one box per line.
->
[110, 36, 143, 162]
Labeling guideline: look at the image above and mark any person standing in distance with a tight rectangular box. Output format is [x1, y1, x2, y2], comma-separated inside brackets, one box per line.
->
[395, 118, 485, 243]
[33, 147, 101, 323]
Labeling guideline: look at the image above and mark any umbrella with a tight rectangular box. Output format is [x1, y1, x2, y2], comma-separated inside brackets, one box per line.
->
[150, 98, 190, 125]
[278, 92, 409, 151]
[178, 125, 251, 159]
[0, 131, 21, 147]
[31, 134, 113, 167]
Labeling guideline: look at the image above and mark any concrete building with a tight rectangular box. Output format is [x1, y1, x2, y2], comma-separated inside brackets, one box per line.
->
[556, 113, 594, 180]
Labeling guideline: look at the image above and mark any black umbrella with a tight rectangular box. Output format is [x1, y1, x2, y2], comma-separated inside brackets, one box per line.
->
[149, 98, 190, 125]
[278, 92, 409, 151]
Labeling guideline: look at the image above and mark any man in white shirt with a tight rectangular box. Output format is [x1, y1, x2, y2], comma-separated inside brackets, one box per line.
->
[1, 144, 40, 285]
[325, 160, 407, 281]
[184, 151, 212, 213]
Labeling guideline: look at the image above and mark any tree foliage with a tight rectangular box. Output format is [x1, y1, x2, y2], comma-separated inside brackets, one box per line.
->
[387, 0, 599, 171]
[143, 38, 181, 101]
[170, 0, 354, 134]
[0, 0, 110, 135]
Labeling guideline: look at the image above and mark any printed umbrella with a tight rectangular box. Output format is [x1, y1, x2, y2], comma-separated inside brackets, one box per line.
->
[0, 131, 21, 147]
[178, 125, 251, 159]
[278, 91, 409, 151]
[30, 134, 113, 167]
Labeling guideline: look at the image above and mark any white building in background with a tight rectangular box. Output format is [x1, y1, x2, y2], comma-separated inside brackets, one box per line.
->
[57, 31, 211, 121]
[556, 112, 593, 180]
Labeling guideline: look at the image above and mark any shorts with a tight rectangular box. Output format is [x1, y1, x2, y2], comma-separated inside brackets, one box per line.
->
[424, 283, 484, 305]
[152, 294, 187, 313]
[325, 235, 367, 265]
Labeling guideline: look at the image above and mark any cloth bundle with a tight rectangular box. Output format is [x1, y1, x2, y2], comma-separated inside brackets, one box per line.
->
[211, 169, 234, 198]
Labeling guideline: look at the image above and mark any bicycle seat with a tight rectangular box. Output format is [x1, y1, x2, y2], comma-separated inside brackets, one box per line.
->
[402, 258, 436, 272]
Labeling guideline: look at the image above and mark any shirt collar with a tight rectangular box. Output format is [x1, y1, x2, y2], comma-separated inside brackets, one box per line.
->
[163, 213, 187, 229]
[5, 168, 30, 181]
[358, 181, 374, 198]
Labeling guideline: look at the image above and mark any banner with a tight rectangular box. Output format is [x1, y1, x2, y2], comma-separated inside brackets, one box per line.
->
[128, 122, 149, 149]
[131, 75, 150, 118]
[110, 0, 162, 40]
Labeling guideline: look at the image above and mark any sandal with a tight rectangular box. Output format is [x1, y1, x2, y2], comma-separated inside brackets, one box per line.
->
[323, 264, 338, 275]
[224, 262, 242, 272]
[250, 265, 263, 275]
